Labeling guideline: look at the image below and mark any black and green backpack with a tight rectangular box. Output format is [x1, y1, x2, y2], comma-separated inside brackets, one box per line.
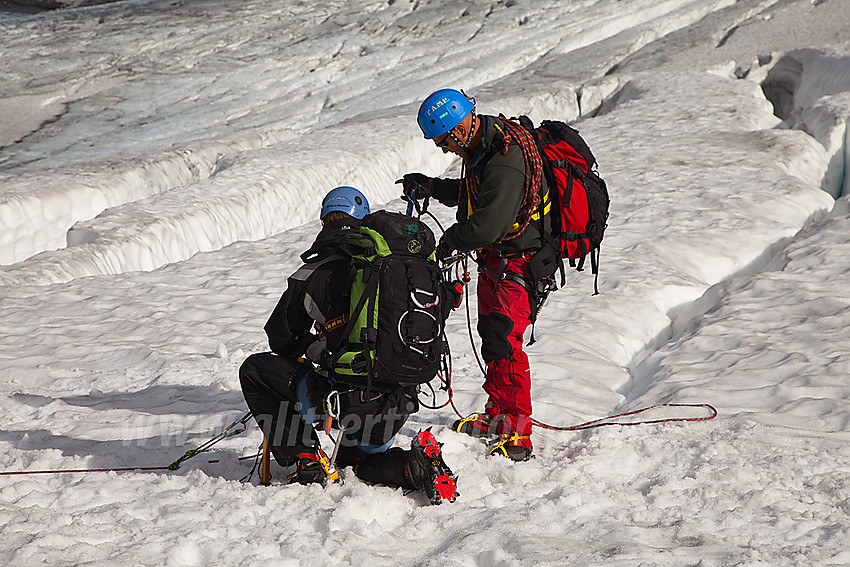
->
[326, 211, 456, 392]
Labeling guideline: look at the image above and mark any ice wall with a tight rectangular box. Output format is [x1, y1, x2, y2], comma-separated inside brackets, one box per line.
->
[760, 47, 850, 198]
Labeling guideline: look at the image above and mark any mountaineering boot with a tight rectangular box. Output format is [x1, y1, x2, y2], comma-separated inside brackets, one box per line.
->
[404, 429, 458, 505]
[288, 448, 341, 485]
[487, 432, 533, 462]
[451, 412, 496, 439]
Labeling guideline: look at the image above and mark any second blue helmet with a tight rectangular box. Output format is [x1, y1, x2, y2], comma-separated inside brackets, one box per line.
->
[321, 186, 370, 220]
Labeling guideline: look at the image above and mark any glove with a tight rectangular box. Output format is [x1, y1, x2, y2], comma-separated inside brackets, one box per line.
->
[450, 280, 464, 309]
[436, 234, 455, 262]
[396, 173, 432, 201]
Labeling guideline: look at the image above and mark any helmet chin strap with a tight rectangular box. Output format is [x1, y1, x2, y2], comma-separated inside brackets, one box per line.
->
[450, 91, 476, 149]
[449, 112, 476, 149]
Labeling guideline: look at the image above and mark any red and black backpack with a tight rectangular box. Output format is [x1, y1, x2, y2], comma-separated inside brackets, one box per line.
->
[509, 116, 610, 294]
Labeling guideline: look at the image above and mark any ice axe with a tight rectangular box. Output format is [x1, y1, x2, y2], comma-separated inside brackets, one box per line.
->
[397, 176, 429, 217]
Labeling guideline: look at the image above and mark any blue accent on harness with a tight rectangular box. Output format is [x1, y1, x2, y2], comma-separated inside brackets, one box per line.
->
[296, 376, 318, 425]
[296, 378, 396, 454]
[352, 437, 395, 454]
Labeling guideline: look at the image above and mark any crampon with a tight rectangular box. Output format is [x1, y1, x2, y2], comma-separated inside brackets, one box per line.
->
[406, 429, 458, 505]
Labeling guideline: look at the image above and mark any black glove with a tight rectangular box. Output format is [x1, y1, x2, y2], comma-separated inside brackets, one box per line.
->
[396, 173, 432, 201]
[436, 234, 455, 262]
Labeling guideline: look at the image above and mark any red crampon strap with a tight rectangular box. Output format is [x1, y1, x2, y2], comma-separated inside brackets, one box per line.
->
[434, 474, 457, 503]
[416, 430, 442, 459]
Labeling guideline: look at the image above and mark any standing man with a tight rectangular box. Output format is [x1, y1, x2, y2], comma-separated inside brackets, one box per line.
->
[400, 89, 550, 462]
[239, 186, 457, 505]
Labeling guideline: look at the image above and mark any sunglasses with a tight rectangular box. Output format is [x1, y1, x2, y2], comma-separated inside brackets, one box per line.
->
[435, 134, 451, 149]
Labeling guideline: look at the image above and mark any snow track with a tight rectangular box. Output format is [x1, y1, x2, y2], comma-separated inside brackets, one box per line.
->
[2, 0, 749, 278]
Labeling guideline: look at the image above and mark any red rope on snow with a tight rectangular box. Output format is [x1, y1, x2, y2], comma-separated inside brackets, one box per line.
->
[443, 388, 717, 432]
[530, 403, 718, 431]
[438, 256, 719, 431]
[0, 465, 170, 476]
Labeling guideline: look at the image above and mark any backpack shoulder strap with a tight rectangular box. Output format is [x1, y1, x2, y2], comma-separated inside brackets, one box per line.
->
[290, 252, 344, 283]
[515, 115, 567, 286]
[493, 115, 545, 242]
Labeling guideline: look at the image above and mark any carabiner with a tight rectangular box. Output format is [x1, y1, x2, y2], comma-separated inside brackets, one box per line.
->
[324, 390, 341, 435]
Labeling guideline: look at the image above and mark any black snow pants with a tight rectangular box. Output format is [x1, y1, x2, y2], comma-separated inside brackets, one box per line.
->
[238, 352, 418, 488]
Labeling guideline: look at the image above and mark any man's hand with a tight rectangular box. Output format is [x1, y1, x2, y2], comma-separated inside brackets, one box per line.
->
[436, 234, 455, 262]
[396, 173, 432, 201]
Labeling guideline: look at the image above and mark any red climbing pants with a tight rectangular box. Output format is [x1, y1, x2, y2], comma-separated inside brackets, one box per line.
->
[477, 253, 534, 437]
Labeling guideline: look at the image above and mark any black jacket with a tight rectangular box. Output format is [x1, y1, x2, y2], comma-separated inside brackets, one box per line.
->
[429, 114, 551, 256]
[264, 217, 359, 361]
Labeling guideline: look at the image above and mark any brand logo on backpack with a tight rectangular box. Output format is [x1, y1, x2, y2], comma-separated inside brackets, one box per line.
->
[327, 211, 454, 392]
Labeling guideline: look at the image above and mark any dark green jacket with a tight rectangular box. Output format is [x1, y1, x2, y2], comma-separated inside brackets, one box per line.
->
[430, 115, 550, 256]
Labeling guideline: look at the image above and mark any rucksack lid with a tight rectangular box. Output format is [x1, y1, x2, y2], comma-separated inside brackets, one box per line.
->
[358, 210, 436, 258]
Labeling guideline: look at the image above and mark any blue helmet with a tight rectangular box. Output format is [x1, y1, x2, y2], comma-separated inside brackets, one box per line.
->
[417, 88, 474, 139]
[320, 186, 370, 220]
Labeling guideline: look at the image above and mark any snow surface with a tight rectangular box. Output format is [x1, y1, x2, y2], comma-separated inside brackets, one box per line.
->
[2, 0, 850, 565]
